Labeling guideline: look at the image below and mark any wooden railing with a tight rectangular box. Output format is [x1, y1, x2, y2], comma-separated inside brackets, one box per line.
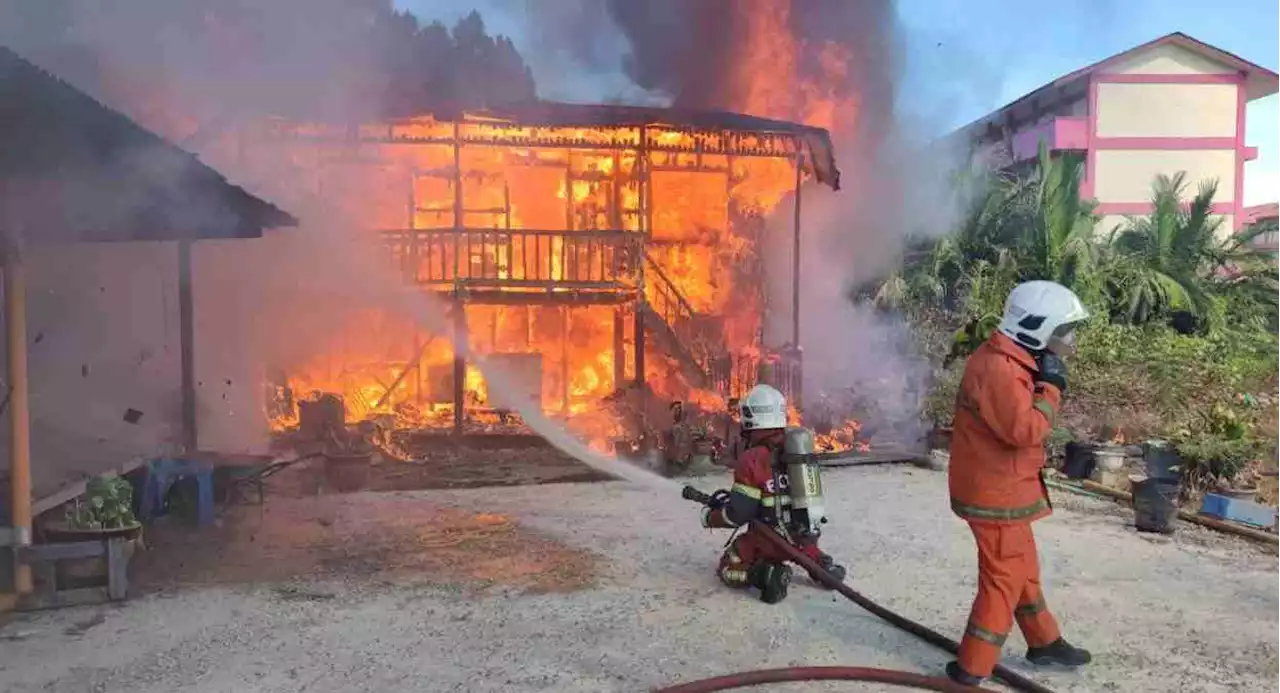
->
[381, 228, 643, 289]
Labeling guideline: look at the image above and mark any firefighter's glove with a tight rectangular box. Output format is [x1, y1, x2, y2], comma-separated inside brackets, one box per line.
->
[1034, 352, 1068, 393]
[707, 490, 732, 508]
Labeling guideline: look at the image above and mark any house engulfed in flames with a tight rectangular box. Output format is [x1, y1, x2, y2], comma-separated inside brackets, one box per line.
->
[254, 102, 841, 449]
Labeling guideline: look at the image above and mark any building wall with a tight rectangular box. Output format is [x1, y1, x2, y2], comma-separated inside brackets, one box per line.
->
[1105, 42, 1238, 75]
[1095, 83, 1237, 138]
[0, 238, 283, 505]
[1093, 149, 1236, 202]
[0, 242, 184, 502]
[1084, 41, 1249, 237]
[1097, 213, 1235, 238]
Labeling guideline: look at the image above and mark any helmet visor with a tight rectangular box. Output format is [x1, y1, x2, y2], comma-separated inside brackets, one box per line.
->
[1046, 322, 1081, 356]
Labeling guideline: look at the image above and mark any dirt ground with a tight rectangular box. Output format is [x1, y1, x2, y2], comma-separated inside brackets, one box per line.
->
[1, 464, 1276, 693]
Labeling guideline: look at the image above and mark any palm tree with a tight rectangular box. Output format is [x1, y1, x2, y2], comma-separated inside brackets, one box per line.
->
[1106, 172, 1223, 326]
[1019, 143, 1100, 297]
[1207, 219, 1279, 332]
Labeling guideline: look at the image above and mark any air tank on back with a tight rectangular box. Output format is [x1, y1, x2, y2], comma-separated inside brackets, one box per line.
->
[781, 426, 825, 538]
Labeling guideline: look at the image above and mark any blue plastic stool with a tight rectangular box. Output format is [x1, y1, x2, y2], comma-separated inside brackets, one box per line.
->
[139, 458, 214, 527]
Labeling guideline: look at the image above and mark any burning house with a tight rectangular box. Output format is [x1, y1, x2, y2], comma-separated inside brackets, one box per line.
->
[245, 103, 841, 448]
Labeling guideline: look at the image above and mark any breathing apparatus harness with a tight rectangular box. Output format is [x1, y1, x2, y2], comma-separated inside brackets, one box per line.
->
[684, 425, 828, 547]
[773, 426, 827, 543]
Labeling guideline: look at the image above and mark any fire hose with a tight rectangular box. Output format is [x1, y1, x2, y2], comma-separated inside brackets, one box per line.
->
[665, 486, 1058, 693]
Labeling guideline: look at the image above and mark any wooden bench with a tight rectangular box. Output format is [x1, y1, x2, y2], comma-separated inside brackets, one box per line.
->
[13, 538, 132, 611]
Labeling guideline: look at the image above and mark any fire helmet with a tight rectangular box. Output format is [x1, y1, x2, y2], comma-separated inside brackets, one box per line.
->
[998, 280, 1090, 353]
[740, 384, 787, 431]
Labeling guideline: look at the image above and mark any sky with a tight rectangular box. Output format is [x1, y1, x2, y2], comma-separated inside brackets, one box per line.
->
[399, 0, 1279, 205]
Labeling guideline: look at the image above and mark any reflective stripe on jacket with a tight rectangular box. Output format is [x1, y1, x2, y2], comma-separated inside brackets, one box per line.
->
[948, 333, 1059, 525]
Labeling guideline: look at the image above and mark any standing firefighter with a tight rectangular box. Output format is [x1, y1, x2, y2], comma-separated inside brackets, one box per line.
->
[699, 384, 847, 603]
[946, 281, 1093, 686]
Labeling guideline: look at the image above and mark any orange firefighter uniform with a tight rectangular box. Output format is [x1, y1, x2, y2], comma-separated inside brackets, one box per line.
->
[948, 332, 1062, 678]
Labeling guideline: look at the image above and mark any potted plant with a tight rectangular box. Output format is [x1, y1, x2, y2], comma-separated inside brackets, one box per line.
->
[55, 476, 142, 538]
[45, 475, 143, 587]
[1172, 400, 1264, 497]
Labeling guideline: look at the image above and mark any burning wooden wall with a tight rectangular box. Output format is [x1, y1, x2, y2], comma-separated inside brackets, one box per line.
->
[245, 103, 839, 446]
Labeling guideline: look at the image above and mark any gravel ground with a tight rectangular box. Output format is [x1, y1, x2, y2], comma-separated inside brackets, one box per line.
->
[1, 464, 1276, 693]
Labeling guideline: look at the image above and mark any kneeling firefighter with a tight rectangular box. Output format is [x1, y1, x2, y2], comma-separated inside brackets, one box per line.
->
[946, 280, 1093, 686]
[696, 384, 847, 604]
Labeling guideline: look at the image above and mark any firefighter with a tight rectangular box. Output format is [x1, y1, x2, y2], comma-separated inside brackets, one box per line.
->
[700, 384, 846, 603]
[945, 280, 1093, 686]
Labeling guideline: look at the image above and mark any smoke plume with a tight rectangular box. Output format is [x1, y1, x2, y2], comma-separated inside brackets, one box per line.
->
[521, 0, 961, 445]
[0, 0, 992, 498]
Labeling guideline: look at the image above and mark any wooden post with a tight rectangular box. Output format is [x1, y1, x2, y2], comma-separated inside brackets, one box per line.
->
[177, 239, 197, 453]
[452, 121, 463, 288]
[612, 308, 625, 392]
[452, 301, 466, 435]
[560, 306, 570, 414]
[791, 152, 803, 349]
[4, 251, 32, 594]
[633, 303, 645, 389]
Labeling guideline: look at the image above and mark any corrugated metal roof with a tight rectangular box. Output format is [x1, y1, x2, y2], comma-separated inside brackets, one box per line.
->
[0, 45, 297, 244]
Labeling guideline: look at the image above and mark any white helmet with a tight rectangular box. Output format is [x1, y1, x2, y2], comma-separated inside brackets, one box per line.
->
[998, 280, 1090, 353]
[740, 384, 788, 431]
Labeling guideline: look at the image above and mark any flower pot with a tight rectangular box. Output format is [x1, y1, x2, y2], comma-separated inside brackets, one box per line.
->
[1062, 442, 1098, 479]
[1095, 446, 1125, 473]
[324, 453, 373, 493]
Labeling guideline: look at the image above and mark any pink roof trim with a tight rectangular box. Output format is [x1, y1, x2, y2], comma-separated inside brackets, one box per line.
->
[956, 32, 1279, 137]
[1244, 202, 1279, 225]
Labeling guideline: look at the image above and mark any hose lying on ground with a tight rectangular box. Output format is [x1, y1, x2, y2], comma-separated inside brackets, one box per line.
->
[653, 665, 999, 693]
[744, 520, 1057, 693]
[665, 486, 1058, 693]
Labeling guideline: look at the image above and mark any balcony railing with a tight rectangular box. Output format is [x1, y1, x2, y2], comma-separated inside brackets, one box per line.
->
[381, 228, 644, 291]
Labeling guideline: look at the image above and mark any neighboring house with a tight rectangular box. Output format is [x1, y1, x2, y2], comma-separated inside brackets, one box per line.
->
[1242, 202, 1278, 253]
[0, 45, 295, 507]
[951, 32, 1279, 240]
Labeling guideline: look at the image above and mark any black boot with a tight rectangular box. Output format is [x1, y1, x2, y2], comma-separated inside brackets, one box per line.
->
[1026, 638, 1092, 667]
[748, 562, 792, 604]
[808, 552, 847, 585]
[944, 662, 984, 687]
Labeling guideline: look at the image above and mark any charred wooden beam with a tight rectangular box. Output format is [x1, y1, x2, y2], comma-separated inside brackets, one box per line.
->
[452, 301, 467, 435]
[613, 308, 625, 391]
[271, 131, 799, 159]
[428, 288, 637, 306]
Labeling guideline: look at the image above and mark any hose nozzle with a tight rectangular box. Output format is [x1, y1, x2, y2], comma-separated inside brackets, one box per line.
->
[681, 485, 712, 505]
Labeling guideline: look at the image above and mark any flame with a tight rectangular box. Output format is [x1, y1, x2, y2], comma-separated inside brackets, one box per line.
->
[247, 110, 828, 450]
[95, 1, 865, 455]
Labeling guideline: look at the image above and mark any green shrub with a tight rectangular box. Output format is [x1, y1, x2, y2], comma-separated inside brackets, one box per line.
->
[65, 476, 138, 530]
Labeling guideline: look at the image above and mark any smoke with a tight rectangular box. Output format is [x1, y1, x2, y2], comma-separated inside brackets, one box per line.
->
[0, 0, 1003, 500]
[518, 0, 971, 445]
[0, 0, 679, 491]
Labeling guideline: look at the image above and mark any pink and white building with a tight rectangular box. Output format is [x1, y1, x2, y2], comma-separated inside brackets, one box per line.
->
[954, 32, 1279, 239]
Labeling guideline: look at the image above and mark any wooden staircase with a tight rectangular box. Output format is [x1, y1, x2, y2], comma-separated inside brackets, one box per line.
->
[640, 253, 727, 392]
